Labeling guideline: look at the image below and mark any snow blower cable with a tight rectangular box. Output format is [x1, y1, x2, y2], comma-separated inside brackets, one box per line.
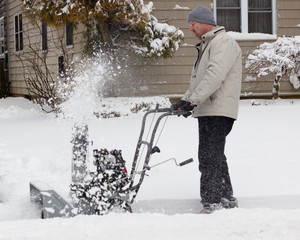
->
[133, 113, 169, 182]
[154, 116, 168, 147]
[133, 112, 156, 181]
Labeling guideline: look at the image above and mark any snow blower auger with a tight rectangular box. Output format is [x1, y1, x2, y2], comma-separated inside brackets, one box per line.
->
[70, 105, 194, 215]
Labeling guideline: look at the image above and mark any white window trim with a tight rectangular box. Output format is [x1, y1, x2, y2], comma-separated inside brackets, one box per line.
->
[241, 0, 248, 33]
[213, 0, 277, 36]
[272, 0, 277, 35]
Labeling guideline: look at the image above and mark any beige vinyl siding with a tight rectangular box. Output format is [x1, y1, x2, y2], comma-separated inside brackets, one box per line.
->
[277, 0, 300, 37]
[137, 0, 300, 98]
[8, 0, 86, 96]
[6, 0, 300, 98]
[132, 0, 200, 97]
[242, 0, 300, 97]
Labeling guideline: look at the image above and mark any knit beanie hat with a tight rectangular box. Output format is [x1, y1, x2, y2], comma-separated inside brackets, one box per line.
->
[188, 6, 216, 26]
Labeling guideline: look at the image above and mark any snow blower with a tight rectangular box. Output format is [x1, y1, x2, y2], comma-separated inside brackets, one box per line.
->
[30, 105, 193, 218]
[70, 105, 194, 215]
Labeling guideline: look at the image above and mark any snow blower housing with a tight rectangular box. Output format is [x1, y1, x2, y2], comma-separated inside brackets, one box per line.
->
[70, 148, 131, 215]
[30, 106, 193, 217]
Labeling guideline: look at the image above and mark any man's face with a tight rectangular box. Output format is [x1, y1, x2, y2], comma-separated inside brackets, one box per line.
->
[189, 21, 206, 39]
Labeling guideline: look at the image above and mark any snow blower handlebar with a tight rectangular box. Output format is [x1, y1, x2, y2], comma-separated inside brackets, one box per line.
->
[128, 106, 193, 203]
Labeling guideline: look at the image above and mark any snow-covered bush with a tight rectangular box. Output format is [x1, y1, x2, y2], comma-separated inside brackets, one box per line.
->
[142, 15, 183, 58]
[22, 0, 184, 58]
[246, 36, 300, 99]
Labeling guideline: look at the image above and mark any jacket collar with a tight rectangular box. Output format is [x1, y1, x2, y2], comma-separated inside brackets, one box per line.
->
[196, 26, 225, 50]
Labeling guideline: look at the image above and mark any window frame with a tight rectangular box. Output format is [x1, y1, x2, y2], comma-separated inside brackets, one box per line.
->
[214, 0, 277, 35]
[0, 16, 5, 58]
[14, 13, 23, 53]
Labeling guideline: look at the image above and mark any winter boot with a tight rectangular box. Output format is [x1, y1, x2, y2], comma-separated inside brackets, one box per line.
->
[221, 196, 238, 209]
[200, 202, 223, 214]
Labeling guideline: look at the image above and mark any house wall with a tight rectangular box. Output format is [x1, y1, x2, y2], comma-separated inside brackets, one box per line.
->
[134, 0, 300, 98]
[0, 0, 9, 98]
[0, 0, 8, 54]
[6, 0, 300, 98]
[7, 0, 86, 97]
[277, 0, 300, 37]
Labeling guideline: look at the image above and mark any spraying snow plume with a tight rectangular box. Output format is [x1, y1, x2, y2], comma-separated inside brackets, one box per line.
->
[56, 51, 115, 120]
[55, 51, 171, 121]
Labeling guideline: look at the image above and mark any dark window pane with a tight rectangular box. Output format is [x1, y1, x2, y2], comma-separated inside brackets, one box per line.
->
[0, 22, 4, 38]
[14, 14, 23, 51]
[216, 0, 241, 32]
[217, 9, 241, 32]
[217, 0, 240, 8]
[248, 0, 272, 33]
[15, 33, 19, 51]
[20, 32, 23, 51]
[15, 15, 18, 32]
[249, 0, 271, 9]
[248, 12, 272, 33]
[66, 23, 73, 46]
[42, 23, 47, 50]
[19, 14, 23, 32]
[58, 56, 65, 76]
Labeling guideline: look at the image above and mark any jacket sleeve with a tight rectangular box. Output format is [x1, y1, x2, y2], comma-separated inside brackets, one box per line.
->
[182, 87, 192, 101]
[189, 36, 240, 105]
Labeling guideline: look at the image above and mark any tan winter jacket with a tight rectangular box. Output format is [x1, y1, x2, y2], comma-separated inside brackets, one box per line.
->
[183, 26, 242, 120]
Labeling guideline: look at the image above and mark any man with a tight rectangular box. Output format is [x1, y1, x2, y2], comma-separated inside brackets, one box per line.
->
[171, 6, 242, 214]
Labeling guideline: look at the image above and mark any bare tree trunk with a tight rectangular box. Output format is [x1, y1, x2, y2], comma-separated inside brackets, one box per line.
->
[272, 76, 280, 99]
[98, 22, 112, 46]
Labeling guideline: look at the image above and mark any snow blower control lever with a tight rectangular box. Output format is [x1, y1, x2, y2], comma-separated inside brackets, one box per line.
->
[70, 106, 194, 215]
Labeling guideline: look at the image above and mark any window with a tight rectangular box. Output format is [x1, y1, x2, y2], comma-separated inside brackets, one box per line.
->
[216, 0, 241, 32]
[42, 23, 47, 51]
[58, 56, 65, 76]
[66, 23, 73, 47]
[215, 0, 275, 34]
[14, 14, 23, 52]
[0, 17, 4, 57]
[248, 0, 272, 34]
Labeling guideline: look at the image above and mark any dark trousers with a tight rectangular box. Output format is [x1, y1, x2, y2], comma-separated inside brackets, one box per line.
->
[198, 116, 234, 204]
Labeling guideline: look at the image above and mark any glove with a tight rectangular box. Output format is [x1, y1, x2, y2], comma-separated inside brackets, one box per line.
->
[170, 100, 187, 110]
[182, 111, 192, 118]
[180, 101, 196, 111]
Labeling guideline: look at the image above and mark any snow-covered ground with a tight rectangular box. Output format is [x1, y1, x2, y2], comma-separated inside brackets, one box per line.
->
[0, 97, 300, 240]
